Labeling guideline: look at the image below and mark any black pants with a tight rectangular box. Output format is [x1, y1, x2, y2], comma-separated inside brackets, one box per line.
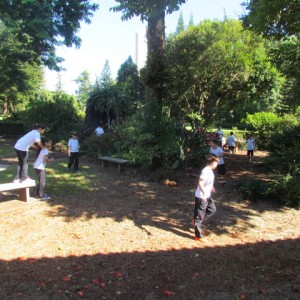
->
[68, 152, 79, 171]
[15, 149, 29, 180]
[193, 197, 216, 238]
[35, 168, 46, 198]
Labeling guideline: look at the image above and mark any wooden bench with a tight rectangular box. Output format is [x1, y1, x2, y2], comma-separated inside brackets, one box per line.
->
[98, 156, 128, 175]
[0, 181, 36, 202]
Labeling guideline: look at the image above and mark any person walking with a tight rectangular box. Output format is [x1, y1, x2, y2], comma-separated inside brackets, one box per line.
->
[193, 155, 219, 242]
[209, 139, 227, 185]
[246, 135, 255, 162]
[227, 131, 236, 155]
[34, 138, 54, 200]
[14, 123, 47, 183]
[67, 131, 80, 173]
[216, 126, 224, 147]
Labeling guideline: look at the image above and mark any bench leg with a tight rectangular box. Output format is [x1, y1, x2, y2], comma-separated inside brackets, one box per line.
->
[18, 188, 30, 202]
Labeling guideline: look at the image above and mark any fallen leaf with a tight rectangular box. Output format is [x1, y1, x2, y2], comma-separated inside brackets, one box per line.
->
[100, 282, 107, 287]
[114, 272, 122, 279]
[62, 275, 71, 282]
[17, 257, 26, 261]
[92, 277, 101, 285]
[193, 272, 201, 278]
[163, 289, 175, 296]
[77, 290, 85, 297]
[39, 282, 46, 288]
[239, 293, 246, 300]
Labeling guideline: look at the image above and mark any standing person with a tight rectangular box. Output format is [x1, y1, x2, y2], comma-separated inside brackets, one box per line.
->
[193, 155, 219, 241]
[227, 131, 236, 155]
[14, 123, 47, 183]
[216, 126, 224, 147]
[209, 139, 227, 185]
[67, 131, 80, 173]
[246, 135, 255, 162]
[95, 121, 104, 136]
[34, 138, 54, 200]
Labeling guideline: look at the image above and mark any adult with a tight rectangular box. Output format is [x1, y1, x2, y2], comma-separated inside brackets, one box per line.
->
[14, 123, 46, 183]
[193, 155, 219, 241]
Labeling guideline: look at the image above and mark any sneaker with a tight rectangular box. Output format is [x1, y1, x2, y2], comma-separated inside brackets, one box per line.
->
[40, 194, 51, 201]
[13, 179, 20, 183]
[20, 178, 35, 184]
[194, 236, 206, 243]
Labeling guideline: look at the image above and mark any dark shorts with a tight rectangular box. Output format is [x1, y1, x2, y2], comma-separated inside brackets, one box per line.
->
[247, 150, 254, 157]
[229, 146, 235, 151]
[217, 163, 226, 175]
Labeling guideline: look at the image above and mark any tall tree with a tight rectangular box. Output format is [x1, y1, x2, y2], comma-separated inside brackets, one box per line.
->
[97, 60, 114, 89]
[75, 70, 92, 109]
[242, 0, 300, 38]
[0, 0, 99, 70]
[175, 11, 185, 35]
[111, 0, 187, 169]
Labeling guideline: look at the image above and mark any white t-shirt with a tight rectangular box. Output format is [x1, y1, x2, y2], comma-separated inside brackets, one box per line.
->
[217, 129, 224, 141]
[227, 135, 236, 147]
[210, 146, 224, 164]
[195, 166, 215, 199]
[34, 148, 49, 170]
[68, 138, 80, 152]
[95, 127, 104, 136]
[14, 130, 41, 151]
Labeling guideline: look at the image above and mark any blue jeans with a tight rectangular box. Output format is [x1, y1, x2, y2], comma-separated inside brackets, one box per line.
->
[193, 197, 216, 238]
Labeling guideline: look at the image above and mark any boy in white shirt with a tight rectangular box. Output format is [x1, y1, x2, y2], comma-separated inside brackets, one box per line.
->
[67, 132, 80, 172]
[193, 155, 219, 241]
[227, 131, 236, 155]
[34, 138, 54, 200]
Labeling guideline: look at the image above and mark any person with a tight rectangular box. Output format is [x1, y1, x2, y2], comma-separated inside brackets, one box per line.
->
[227, 131, 236, 155]
[193, 155, 219, 241]
[95, 121, 104, 136]
[34, 138, 54, 201]
[209, 139, 227, 185]
[13, 123, 47, 184]
[216, 126, 224, 147]
[67, 131, 80, 172]
[246, 135, 255, 162]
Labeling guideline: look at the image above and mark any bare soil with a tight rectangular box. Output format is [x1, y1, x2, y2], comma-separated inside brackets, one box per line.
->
[0, 141, 299, 300]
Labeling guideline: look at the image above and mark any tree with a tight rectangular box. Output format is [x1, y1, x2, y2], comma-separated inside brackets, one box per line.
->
[175, 11, 185, 35]
[165, 20, 283, 128]
[96, 60, 114, 89]
[0, 0, 99, 70]
[111, 0, 187, 169]
[242, 0, 300, 38]
[75, 70, 93, 109]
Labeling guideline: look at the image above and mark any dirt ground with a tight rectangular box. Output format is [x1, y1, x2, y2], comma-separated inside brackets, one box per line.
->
[0, 143, 299, 300]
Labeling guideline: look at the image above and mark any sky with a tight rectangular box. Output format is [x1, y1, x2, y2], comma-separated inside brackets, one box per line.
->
[44, 0, 245, 95]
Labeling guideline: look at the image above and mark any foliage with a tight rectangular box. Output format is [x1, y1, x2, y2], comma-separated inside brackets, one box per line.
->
[165, 19, 283, 128]
[81, 133, 118, 159]
[242, 0, 300, 38]
[74, 70, 93, 110]
[242, 112, 298, 149]
[112, 113, 180, 169]
[0, 0, 99, 70]
[15, 90, 84, 143]
[239, 126, 300, 208]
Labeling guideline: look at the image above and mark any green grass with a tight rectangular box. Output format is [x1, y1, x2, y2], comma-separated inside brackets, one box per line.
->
[0, 146, 105, 197]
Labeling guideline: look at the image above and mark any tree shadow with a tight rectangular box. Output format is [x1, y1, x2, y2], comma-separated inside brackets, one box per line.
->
[0, 238, 299, 299]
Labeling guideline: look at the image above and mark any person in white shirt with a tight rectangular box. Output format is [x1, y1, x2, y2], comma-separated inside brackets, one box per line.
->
[95, 121, 104, 136]
[193, 155, 219, 241]
[227, 131, 236, 155]
[34, 138, 53, 200]
[246, 135, 255, 162]
[216, 126, 224, 147]
[14, 123, 46, 183]
[209, 139, 227, 185]
[67, 132, 80, 172]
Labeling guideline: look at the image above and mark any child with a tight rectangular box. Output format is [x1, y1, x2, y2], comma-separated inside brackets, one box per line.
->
[95, 121, 104, 136]
[14, 123, 47, 183]
[247, 135, 255, 162]
[34, 138, 54, 200]
[67, 131, 80, 172]
[209, 139, 227, 185]
[193, 155, 219, 241]
[227, 131, 236, 155]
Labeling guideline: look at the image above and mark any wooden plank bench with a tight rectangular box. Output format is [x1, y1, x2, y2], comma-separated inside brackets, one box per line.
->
[98, 156, 128, 175]
[0, 181, 36, 202]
